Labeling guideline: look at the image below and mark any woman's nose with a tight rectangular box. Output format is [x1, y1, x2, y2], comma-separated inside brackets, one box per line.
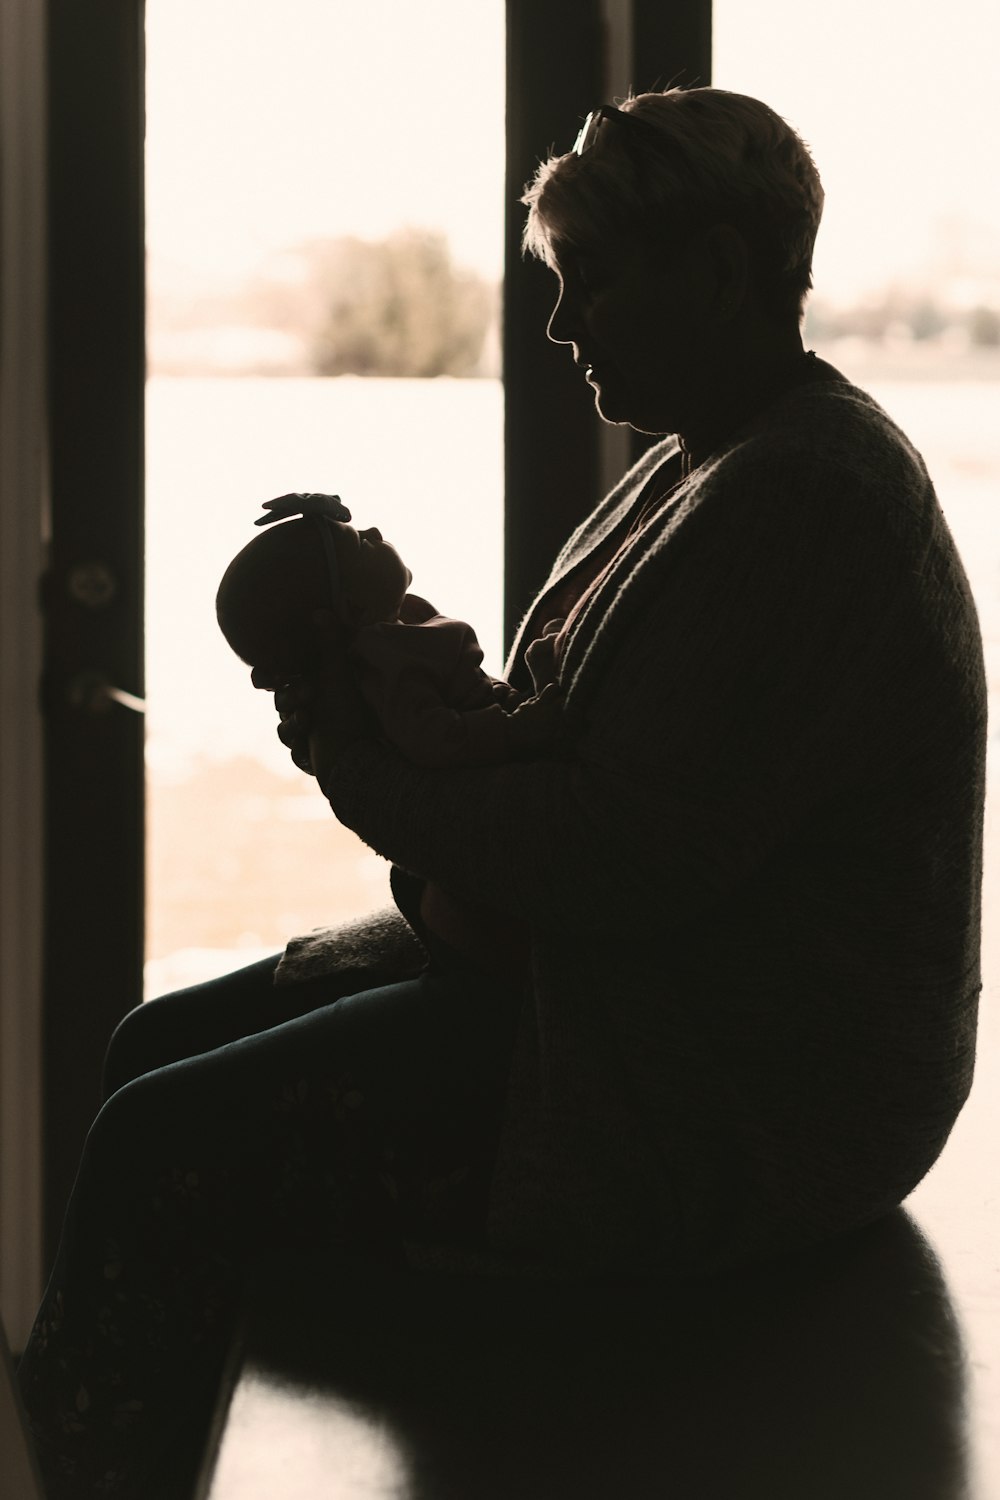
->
[546, 285, 579, 347]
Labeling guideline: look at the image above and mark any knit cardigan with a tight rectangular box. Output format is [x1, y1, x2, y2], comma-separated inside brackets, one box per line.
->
[280, 363, 987, 1276]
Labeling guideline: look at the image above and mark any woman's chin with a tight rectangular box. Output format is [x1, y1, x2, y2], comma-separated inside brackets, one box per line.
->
[594, 387, 672, 435]
[588, 373, 637, 425]
[591, 382, 627, 425]
[594, 388, 652, 431]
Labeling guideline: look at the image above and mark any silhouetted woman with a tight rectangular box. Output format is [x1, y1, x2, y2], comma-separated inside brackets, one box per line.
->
[19, 88, 986, 1499]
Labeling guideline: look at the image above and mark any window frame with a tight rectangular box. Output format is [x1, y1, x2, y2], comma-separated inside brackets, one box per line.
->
[25, 0, 712, 1307]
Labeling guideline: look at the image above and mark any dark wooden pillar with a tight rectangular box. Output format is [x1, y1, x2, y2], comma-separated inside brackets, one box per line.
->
[503, 0, 604, 658]
[503, 0, 713, 654]
[43, 0, 146, 1265]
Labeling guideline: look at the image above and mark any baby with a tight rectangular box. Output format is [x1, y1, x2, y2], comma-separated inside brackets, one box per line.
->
[216, 492, 565, 768]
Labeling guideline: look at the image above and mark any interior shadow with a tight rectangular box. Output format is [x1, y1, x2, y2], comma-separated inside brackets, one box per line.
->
[241, 1209, 968, 1500]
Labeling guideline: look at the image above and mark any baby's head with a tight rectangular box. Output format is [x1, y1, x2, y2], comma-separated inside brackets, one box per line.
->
[216, 495, 412, 674]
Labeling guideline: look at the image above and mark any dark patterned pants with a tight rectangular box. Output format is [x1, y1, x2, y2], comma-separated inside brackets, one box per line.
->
[17, 953, 522, 1498]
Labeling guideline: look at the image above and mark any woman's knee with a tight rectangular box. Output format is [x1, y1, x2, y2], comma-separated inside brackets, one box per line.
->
[102, 989, 220, 1099]
[102, 988, 201, 1098]
[101, 955, 285, 1100]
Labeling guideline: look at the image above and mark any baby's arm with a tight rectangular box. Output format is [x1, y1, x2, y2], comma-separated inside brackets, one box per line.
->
[375, 689, 566, 766]
[350, 613, 575, 766]
[487, 676, 529, 712]
[401, 594, 529, 711]
[427, 615, 572, 761]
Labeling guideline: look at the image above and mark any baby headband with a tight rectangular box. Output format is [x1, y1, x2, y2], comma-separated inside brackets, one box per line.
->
[255, 491, 352, 598]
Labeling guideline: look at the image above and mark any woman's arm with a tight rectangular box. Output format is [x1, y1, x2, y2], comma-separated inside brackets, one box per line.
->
[317, 456, 939, 940]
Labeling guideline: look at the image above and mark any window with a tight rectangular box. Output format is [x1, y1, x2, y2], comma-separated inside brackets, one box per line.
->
[144, 0, 505, 995]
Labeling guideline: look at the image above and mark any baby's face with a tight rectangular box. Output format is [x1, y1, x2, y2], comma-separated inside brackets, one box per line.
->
[333, 523, 412, 625]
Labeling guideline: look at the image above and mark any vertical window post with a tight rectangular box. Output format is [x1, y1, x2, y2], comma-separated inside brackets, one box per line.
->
[43, 0, 146, 1267]
[502, 0, 712, 658]
[0, 0, 47, 1350]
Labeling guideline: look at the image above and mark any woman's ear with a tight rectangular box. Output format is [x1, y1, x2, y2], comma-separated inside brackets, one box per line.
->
[702, 223, 751, 323]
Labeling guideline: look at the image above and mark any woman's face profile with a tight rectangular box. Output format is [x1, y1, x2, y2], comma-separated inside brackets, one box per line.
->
[547, 233, 717, 434]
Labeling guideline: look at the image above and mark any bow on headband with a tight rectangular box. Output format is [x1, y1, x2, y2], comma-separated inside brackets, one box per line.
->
[255, 492, 353, 527]
[254, 491, 353, 600]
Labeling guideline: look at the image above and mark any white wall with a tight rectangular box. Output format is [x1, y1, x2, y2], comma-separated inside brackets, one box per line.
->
[0, 0, 48, 1348]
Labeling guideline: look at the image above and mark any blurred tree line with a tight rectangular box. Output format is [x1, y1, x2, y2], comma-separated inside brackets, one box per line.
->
[252, 228, 497, 377]
[805, 288, 1000, 348]
[154, 228, 1000, 377]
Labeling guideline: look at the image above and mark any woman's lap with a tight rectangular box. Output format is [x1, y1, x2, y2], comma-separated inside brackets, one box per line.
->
[20, 957, 522, 1498]
[102, 952, 373, 1099]
[103, 962, 519, 1169]
[88, 963, 518, 1302]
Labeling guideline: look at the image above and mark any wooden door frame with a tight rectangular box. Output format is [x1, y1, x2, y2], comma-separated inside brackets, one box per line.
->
[0, 0, 48, 1350]
[41, 0, 147, 1271]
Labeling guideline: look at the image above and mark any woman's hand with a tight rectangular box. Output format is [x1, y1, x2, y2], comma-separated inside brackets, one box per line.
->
[251, 613, 379, 779]
[307, 614, 381, 784]
[250, 661, 315, 773]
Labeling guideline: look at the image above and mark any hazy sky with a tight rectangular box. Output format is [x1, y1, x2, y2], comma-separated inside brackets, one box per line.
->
[145, 0, 507, 281]
[714, 0, 1000, 299]
[146, 0, 999, 302]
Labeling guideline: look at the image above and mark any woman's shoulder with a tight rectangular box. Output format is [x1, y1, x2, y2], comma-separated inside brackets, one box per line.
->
[751, 360, 929, 486]
[619, 366, 947, 600]
[709, 361, 938, 540]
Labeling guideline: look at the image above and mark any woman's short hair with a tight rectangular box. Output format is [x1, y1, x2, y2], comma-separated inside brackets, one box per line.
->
[522, 87, 825, 323]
